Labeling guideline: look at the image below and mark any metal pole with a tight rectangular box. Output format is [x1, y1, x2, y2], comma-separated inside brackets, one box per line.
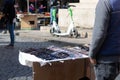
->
[27, 0, 29, 14]
[35, 0, 37, 13]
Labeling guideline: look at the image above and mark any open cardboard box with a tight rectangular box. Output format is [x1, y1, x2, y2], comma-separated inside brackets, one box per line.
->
[33, 58, 95, 80]
[19, 46, 95, 80]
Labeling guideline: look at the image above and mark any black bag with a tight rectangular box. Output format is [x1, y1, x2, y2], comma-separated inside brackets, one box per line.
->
[0, 16, 8, 29]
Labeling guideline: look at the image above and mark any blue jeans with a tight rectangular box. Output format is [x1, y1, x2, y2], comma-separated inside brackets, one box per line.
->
[7, 22, 15, 45]
[50, 7, 53, 24]
[94, 62, 120, 80]
[50, 7, 57, 25]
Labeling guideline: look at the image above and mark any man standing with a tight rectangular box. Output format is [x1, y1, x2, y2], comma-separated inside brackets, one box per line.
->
[3, 0, 16, 48]
[89, 0, 120, 80]
[49, 0, 58, 25]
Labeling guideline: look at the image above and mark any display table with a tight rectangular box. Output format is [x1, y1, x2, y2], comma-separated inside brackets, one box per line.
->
[37, 14, 50, 26]
[19, 46, 95, 80]
[20, 14, 38, 30]
[20, 14, 50, 30]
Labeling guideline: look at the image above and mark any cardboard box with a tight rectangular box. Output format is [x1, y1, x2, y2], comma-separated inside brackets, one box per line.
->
[33, 58, 95, 80]
[21, 14, 37, 30]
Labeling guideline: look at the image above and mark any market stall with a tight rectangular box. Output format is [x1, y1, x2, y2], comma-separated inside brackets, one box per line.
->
[19, 46, 95, 80]
[16, 0, 50, 30]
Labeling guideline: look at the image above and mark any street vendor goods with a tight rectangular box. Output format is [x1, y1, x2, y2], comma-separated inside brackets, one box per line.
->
[23, 48, 70, 60]
[22, 46, 88, 60]
[19, 46, 89, 67]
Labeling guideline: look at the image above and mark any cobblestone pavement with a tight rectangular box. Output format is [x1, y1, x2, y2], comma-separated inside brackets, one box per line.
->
[0, 29, 92, 80]
[0, 29, 119, 80]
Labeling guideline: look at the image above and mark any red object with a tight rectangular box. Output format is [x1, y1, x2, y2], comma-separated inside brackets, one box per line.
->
[45, 12, 50, 16]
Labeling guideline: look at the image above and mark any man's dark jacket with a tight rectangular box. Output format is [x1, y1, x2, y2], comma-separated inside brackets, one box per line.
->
[3, 0, 15, 24]
[89, 0, 120, 63]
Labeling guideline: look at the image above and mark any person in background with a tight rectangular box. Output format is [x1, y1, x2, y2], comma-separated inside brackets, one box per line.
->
[14, 2, 19, 13]
[38, 4, 46, 14]
[3, 0, 16, 48]
[49, 0, 58, 25]
[0, 14, 8, 34]
[29, 3, 35, 13]
[89, 0, 120, 80]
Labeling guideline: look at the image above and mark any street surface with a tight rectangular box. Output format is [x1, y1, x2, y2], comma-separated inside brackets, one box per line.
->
[0, 29, 119, 80]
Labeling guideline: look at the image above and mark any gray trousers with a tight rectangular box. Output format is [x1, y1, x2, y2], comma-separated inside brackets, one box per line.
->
[94, 62, 120, 80]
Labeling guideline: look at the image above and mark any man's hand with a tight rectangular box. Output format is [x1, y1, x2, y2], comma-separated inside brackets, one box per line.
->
[89, 58, 97, 65]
